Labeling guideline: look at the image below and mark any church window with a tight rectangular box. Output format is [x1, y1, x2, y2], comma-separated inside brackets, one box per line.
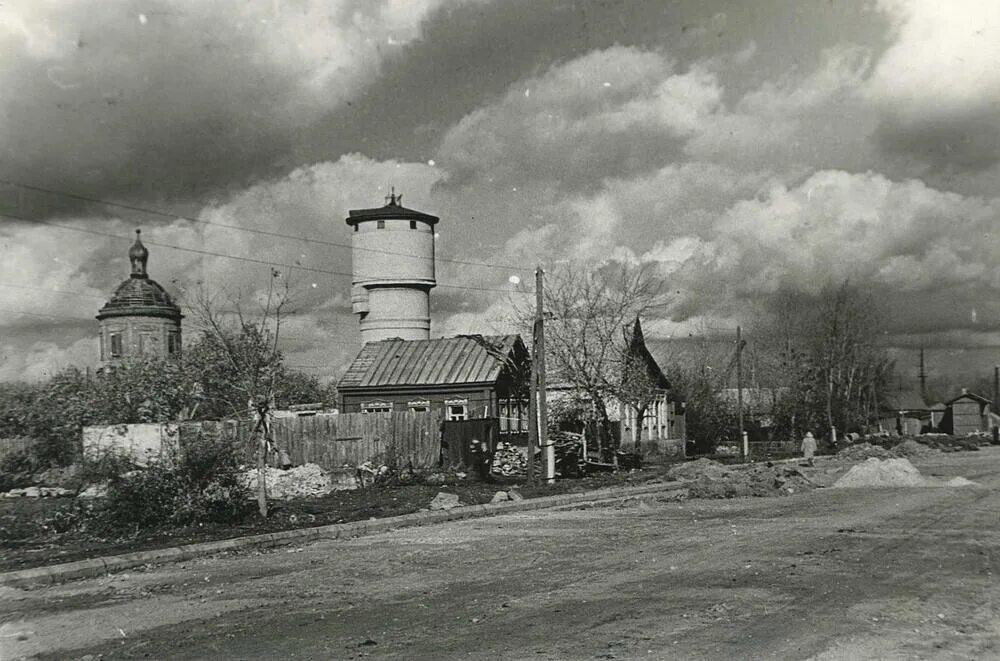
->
[109, 332, 123, 358]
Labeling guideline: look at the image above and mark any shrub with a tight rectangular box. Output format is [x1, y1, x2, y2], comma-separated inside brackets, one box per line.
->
[0, 449, 43, 492]
[93, 434, 253, 533]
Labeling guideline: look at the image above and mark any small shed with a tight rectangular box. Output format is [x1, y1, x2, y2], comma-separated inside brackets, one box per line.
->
[940, 390, 993, 436]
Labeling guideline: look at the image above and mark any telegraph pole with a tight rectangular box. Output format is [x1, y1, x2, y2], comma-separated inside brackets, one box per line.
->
[534, 267, 552, 483]
[736, 325, 747, 462]
[919, 348, 927, 401]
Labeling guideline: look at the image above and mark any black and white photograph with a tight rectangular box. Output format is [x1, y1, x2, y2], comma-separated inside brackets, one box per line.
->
[1, 1, 1000, 658]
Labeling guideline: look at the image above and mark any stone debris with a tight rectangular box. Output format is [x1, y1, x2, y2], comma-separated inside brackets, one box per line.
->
[429, 492, 462, 510]
[667, 459, 815, 499]
[2, 486, 74, 498]
[240, 463, 336, 500]
[490, 490, 511, 503]
[833, 457, 978, 488]
[891, 439, 940, 458]
[77, 483, 108, 499]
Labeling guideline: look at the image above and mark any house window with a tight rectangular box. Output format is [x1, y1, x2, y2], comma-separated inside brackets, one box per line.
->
[109, 332, 123, 358]
[409, 220, 417, 229]
[353, 224, 358, 232]
[445, 400, 468, 421]
[377, 220, 385, 229]
[167, 332, 180, 355]
[361, 401, 393, 414]
[408, 399, 430, 413]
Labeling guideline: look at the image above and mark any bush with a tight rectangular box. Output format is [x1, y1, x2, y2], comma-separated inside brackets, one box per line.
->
[93, 434, 253, 533]
[0, 449, 43, 492]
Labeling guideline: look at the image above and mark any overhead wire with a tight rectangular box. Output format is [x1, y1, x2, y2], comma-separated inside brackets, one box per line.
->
[0, 210, 534, 295]
[0, 178, 521, 271]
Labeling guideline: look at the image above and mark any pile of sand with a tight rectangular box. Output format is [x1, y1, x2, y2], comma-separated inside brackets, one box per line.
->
[241, 463, 338, 500]
[833, 457, 976, 488]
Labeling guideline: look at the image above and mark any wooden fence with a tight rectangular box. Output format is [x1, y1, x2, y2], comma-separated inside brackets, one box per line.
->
[0, 437, 37, 463]
[176, 411, 441, 471]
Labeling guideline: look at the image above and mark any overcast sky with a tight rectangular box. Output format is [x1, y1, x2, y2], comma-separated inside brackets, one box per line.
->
[1, 0, 998, 389]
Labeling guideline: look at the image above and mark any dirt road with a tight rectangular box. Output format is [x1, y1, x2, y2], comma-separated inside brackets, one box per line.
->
[4, 450, 1000, 660]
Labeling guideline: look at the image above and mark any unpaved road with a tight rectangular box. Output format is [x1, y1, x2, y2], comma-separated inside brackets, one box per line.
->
[4, 450, 1000, 660]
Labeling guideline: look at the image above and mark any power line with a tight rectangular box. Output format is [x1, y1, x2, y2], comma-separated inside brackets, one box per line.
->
[0, 211, 533, 295]
[0, 282, 106, 300]
[0, 178, 521, 271]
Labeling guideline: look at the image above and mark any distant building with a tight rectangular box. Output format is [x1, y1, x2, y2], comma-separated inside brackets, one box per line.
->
[346, 192, 438, 344]
[939, 389, 994, 436]
[96, 230, 182, 366]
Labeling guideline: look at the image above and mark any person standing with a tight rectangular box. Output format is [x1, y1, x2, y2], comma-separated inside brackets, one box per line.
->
[801, 431, 817, 466]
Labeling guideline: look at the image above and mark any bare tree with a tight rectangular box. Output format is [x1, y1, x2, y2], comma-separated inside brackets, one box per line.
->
[187, 268, 293, 517]
[752, 281, 894, 441]
[516, 262, 669, 459]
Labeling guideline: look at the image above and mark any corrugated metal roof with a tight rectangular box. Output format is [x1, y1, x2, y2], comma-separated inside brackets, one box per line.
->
[338, 335, 521, 389]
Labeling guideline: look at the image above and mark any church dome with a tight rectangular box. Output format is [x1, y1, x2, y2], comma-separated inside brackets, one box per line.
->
[96, 230, 182, 321]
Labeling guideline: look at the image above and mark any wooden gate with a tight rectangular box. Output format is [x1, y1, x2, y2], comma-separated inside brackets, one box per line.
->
[442, 418, 498, 468]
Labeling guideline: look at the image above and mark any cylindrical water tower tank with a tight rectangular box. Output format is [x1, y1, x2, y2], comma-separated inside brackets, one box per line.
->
[345, 194, 438, 343]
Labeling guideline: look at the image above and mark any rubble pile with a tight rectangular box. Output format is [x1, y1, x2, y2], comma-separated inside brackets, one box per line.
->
[837, 443, 895, 461]
[891, 439, 939, 458]
[667, 459, 815, 499]
[492, 442, 527, 476]
[2, 486, 74, 498]
[240, 463, 336, 500]
[833, 457, 978, 488]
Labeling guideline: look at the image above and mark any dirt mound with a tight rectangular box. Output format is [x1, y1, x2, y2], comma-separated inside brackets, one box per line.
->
[670, 460, 815, 499]
[891, 439, 939, 458]
[833, 458, 977, 488]
[241, 463, 337, 500]
[667, 458, 731, 481]
[837, 443, 895, 461]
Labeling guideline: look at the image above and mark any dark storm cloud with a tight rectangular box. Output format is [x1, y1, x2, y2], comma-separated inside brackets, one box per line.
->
[0, 0, 448, 209]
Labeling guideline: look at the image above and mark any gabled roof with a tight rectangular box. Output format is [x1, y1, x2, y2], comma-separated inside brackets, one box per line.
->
[946, 390, 992, 406]
[338, 335, 522, 390]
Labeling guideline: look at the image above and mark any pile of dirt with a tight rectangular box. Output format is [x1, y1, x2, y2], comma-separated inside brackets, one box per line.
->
[666, 458, 731, 481]
[891, 439, 939, 458]
[668, 459, 815, 499]
[837, 443, 895, 461]
[241, 463, 338, 500]
[833, 457, 978, 488]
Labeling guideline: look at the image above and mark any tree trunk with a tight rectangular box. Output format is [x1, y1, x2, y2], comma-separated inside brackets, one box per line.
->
[255, 412, 269, 518]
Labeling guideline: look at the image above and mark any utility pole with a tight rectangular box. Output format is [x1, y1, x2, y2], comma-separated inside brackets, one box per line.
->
[994, 365, 999, 415]
[918, 348, 927, 401]
[736, 325, 747, 462]
[534, 267, 552, 484]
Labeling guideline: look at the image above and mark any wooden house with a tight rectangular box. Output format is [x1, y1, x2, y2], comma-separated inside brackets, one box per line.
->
[337, 334, 530, 433]
[617, 320, 686, 458]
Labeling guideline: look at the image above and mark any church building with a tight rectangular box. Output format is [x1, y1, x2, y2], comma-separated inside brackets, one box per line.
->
[96, 230, 183, 366]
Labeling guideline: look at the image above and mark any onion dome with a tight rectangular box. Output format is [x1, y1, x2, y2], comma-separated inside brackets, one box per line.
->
[346, 190, 439, 227]
[96, 230, 182, 321]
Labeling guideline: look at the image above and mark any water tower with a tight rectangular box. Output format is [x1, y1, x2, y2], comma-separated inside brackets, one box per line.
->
[346, 192, 438, 343]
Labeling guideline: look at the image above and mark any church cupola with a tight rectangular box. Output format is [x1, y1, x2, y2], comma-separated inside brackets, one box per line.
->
[129, 229, 149, 278]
